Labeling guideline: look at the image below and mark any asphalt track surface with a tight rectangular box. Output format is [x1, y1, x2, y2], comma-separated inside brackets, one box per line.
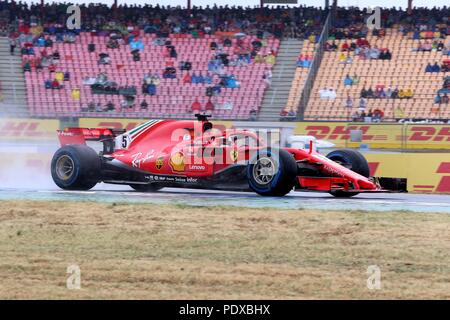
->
[1, 185, 450, 213]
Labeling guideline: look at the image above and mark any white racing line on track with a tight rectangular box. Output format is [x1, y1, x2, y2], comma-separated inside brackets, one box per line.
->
[0, 186, 449, 213]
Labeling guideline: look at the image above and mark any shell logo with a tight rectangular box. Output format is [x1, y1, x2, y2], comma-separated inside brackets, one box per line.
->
[170, 152, 185, 172]
[155, 156, 164, 170]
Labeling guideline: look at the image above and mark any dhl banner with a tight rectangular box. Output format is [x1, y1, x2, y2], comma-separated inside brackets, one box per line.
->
[79, 118, 235, 131]
[295, 122, 450, 150]
[365, 153, 450, 193]
[0, 118, 59, 141]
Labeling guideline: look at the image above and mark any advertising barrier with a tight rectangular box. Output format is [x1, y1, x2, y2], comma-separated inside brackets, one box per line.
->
[295, 122, 450, 150]
[365, 153, 450, 193]
[0, 118, 59, 142]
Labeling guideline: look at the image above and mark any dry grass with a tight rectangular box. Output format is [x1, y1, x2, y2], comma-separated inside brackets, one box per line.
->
[0, 200, 449, 299]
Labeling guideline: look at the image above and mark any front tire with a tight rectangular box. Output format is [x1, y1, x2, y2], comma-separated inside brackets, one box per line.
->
[326, 149, 370, 197]
[51, 145, 100, 190]
[247, 149, 297, 196]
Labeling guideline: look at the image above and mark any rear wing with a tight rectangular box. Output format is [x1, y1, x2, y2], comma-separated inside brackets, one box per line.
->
[57, 127, 126, 153]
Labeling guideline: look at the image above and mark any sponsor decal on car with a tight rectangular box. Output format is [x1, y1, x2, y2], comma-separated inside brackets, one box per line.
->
[145, 175, 198, 183]
[131, 150, 155, 168]
[187, 164, 206, 171]
[170, 152, 185, 172]
[230, 150, 239, 162]
[155, 156, 164, 170]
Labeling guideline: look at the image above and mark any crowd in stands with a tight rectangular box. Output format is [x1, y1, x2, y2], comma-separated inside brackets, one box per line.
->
[0, 1, 332, 119]
[0, 2, 326, 40]
[2, 1, 450, 121]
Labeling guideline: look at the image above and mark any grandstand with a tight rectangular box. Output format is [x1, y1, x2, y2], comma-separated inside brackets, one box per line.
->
[0, 2, 448, 122]
[23, 33, 278, 119]
[304, 29, 450, 120]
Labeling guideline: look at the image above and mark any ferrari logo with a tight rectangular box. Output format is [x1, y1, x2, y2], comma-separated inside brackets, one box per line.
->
[230, 150, 238, 162]
[155, 156, 164, 170]
[170, 152, 185, 172]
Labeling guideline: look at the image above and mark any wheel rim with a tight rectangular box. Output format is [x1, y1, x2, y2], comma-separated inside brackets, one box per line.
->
[55, 155, 75, 181]
[252, 156, 277, 185]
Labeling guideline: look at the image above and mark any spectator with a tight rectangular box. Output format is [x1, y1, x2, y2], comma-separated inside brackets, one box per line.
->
[373, 109, 384, 122]
[22, 60, 31, 72]
[107, 38, 120, 49]
[163, 66, 176, 79]
[344, 74, 353, 86]
[140, 100, 149, 110]
[55, 71, 64, 83]
[71, 88, 80, 101]
[105, 101, 115, 112]
[328, 88, 336, 100]
[431, 62, 441, 73]
[95, 103, 103, 112]
[98, 53, 111, 65]
[443, 94, 449, 104]
[183, 72, 192, 84]
[191, 99, 201, 113]
[358, 97, 367, 112]
[44, 79, 52, 89]
[379, 49, 392, 60]
[386, 86, 393, 99]
[223, 38, 232, 47]
[265, 52, 276, 66]
[51, 79, 61, 89]
[434, 93, 442, 104]
[249, 108, 257, 121]
[48, 63, 56, 72]
[319, 87, 329, 99]
[9, 36, 16, 55]
[52, 50, 60, 60]
[205, 98, 215, 112]
[369, 46, 380, 59]
[345, 95, 353, 108]
[87, 102, 96, 112]
[192, 73, 204, 84]
[341, 41, 349, 52]
[88, 43, 95, 53]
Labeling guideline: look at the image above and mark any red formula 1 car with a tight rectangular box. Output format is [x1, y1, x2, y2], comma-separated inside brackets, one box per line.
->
[51, 115, 407, 197]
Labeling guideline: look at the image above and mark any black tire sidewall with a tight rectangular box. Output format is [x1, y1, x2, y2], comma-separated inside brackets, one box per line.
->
[326, 149, 370, 197]
[51, 145, 100, 190]
[326, 149, 370, 178]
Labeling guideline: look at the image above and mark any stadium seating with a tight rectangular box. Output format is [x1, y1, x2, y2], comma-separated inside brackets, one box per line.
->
[303, 28, 450, 120]
[23, 33, 279, 119]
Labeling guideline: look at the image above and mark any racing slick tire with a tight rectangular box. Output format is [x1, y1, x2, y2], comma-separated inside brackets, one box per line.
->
[51, 145, 100, 190]
[129, 184, 163, 192]
[247, 149, 297, 197]
[326, 149, 370, 198]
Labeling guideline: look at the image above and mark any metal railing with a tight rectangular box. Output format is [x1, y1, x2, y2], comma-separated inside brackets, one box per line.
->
[297, 11, 332, 120]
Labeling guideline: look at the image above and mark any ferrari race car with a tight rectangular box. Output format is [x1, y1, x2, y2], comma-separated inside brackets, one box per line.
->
[51, 115, 407, 197]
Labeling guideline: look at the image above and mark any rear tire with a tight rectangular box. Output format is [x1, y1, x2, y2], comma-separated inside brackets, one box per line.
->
[51, 145, 100, 190]
[129, 184, 163, 192]
[247, 149, 297, 196]
[326, 149, 370, 197]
